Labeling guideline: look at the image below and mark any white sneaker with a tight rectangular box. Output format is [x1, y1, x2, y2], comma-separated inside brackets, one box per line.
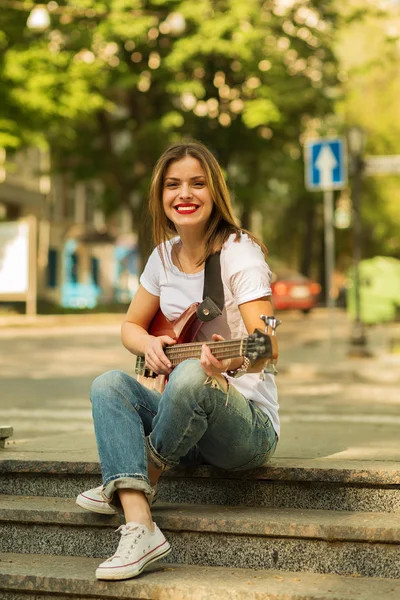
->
[76, 486, 121, 515]
[76, 485, 159, 515]
[95, 521, 171, 580]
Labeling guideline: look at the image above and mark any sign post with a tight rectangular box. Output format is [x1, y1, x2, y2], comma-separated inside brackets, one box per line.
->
[26, 216, 37, 316]
[304, 138, 347, 343]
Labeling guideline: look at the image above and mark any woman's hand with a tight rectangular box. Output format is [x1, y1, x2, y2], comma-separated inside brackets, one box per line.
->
[143, 335, 177, 375]
[200, 334, 232, 377]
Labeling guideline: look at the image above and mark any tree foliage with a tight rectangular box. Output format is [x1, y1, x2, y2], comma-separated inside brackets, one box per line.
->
[1, 0, 340, 266]
[336, 1, 400, 260]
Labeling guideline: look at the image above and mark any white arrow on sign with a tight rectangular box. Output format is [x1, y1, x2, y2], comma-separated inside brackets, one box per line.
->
[315, 144, 338, 189]
[315, 146, 338, 189]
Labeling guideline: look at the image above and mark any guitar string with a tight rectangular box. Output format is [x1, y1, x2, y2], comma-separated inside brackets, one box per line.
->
[165, 339, 246, 351]
[167, 347, 269, 366]
[166, 345, 244, 358]
[138, 344, 265, 363]
[165, 340, 248, 357]
[166, 345, 246, 357]
[165, 342, 266, 356]
[137, 342, 264, 360]
[165, 332, 268, 347]
[166, 346, 245, 361]
[168, 350, 263, 358]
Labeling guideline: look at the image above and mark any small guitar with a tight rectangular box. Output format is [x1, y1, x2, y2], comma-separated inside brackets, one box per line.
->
[134, 303, 279, 392]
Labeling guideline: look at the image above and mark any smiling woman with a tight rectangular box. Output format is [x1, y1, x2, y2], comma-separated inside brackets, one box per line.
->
[161, 156, 214, 273]
[75, 139, 280, 582]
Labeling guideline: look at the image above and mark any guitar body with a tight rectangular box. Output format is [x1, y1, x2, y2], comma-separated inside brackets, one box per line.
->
[136, 303, 203, 392]
[148, 302, 202, 342]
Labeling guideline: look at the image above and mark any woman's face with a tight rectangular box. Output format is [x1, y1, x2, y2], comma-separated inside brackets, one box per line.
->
[162, 156, 214, 236]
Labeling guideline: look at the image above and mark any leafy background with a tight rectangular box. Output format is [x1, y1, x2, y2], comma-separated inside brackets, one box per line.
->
[0, 0, 399, 283]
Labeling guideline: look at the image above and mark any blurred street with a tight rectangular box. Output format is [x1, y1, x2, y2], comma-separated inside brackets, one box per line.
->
[1, 308, 399, 465]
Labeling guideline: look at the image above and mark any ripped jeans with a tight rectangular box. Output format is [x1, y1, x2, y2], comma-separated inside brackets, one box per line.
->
[90, 359, 278, 502]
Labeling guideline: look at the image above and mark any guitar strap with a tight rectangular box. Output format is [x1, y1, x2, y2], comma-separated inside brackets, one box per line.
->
[196, 251, 225, 322]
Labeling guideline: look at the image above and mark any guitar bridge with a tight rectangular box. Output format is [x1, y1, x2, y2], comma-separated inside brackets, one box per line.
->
[135, 356, 157, 379]
[144, 369, 157, 379]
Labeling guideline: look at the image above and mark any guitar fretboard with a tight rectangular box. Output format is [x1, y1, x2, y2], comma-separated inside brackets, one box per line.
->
[165, 338, 245, 367]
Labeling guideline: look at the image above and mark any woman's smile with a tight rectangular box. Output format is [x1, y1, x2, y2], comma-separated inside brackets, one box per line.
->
[174, 203, 200, 215]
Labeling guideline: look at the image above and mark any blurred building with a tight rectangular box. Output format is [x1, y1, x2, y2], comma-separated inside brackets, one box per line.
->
[0, 147, 139, 309]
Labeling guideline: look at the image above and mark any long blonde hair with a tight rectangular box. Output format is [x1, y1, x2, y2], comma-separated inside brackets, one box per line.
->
[148, 139, 267, 266]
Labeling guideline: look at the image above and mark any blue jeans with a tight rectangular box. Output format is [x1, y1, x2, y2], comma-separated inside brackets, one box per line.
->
[90, 359, 278, 502]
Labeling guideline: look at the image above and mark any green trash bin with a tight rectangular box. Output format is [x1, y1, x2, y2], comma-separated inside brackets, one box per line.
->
[346, 256, 400, 324]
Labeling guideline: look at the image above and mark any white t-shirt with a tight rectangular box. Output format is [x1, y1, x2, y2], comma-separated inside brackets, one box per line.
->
[140, 232, 280, 437]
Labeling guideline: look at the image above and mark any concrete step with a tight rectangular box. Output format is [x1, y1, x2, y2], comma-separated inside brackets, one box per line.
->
[1, 553, 400, 600]
[1, 496, 399, 578]
[1, 458, 399, 512]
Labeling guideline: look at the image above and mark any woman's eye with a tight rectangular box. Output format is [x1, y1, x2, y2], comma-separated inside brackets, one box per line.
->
[166, 183, 178, 188]
[194, 182, 205, 187]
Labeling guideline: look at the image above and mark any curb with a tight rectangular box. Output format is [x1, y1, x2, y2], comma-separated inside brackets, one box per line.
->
[0, 313, 124, 328]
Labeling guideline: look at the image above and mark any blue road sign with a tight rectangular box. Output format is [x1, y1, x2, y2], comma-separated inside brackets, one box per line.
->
[305, 138, 346, 191]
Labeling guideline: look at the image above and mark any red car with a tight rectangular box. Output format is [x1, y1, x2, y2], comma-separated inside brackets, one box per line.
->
[270, 267, 321, 313]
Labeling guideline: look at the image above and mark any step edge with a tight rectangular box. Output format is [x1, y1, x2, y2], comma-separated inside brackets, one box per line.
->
[1, 499, 399, 544]
[1, 459, 400, 485]
[1, 553, 400, 600]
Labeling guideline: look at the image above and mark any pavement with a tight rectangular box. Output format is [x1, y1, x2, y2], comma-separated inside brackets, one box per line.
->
[1, 308, 400, 470]
[0, 312, 125, 328]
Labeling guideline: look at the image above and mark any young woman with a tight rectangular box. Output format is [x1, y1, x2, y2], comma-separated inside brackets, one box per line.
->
[76, 140, 279, 581]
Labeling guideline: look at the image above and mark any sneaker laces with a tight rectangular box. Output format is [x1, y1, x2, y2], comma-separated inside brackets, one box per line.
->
[106, 523, 147, 562]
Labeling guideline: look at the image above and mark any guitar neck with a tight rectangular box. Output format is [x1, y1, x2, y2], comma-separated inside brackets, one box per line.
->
[165, 338, 245, 367]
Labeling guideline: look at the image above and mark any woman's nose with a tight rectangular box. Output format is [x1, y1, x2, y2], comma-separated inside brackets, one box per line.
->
[179, 183, 192, 199]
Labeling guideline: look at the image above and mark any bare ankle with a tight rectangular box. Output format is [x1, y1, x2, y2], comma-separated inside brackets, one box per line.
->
[135, 517, 155, 532]
[118, 489, 153, 530]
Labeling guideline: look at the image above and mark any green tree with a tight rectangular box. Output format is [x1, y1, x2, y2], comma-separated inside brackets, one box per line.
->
[1, 0, 340, 267]
[336, 0, 400, 259]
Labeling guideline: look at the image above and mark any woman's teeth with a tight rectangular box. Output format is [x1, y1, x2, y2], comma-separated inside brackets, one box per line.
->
[175, 205, 199, 213]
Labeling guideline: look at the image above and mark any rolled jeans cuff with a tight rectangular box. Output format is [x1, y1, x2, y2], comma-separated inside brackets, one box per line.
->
[102, 474, 154, 503]
[146, 435, 178, 471]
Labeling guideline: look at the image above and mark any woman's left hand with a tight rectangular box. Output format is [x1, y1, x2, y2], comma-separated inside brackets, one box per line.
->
[200, 334, 232, 377]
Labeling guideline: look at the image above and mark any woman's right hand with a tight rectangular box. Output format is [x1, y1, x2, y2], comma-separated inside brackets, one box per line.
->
[143, 335, 177, 375]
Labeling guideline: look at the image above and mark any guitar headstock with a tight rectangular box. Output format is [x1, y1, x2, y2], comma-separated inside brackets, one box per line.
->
[244, 315, 280, 376]
[244, 329, 273, 365]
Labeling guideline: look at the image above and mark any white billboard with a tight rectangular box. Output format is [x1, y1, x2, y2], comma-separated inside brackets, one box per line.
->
[0, 218, 37, 314]
[0, 221, 29, 294]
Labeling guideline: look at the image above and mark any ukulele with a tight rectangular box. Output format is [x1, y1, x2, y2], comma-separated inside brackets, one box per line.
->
[134, 303, 279, 392]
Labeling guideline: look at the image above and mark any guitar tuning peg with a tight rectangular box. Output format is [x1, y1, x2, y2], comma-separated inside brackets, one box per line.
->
[260, 315, 281, 335]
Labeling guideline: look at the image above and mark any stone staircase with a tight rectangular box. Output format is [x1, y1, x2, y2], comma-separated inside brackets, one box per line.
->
[0, 456, 400, 599]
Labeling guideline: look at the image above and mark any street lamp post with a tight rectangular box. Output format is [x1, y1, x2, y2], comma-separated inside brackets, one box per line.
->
[347, 126, 369, 355]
